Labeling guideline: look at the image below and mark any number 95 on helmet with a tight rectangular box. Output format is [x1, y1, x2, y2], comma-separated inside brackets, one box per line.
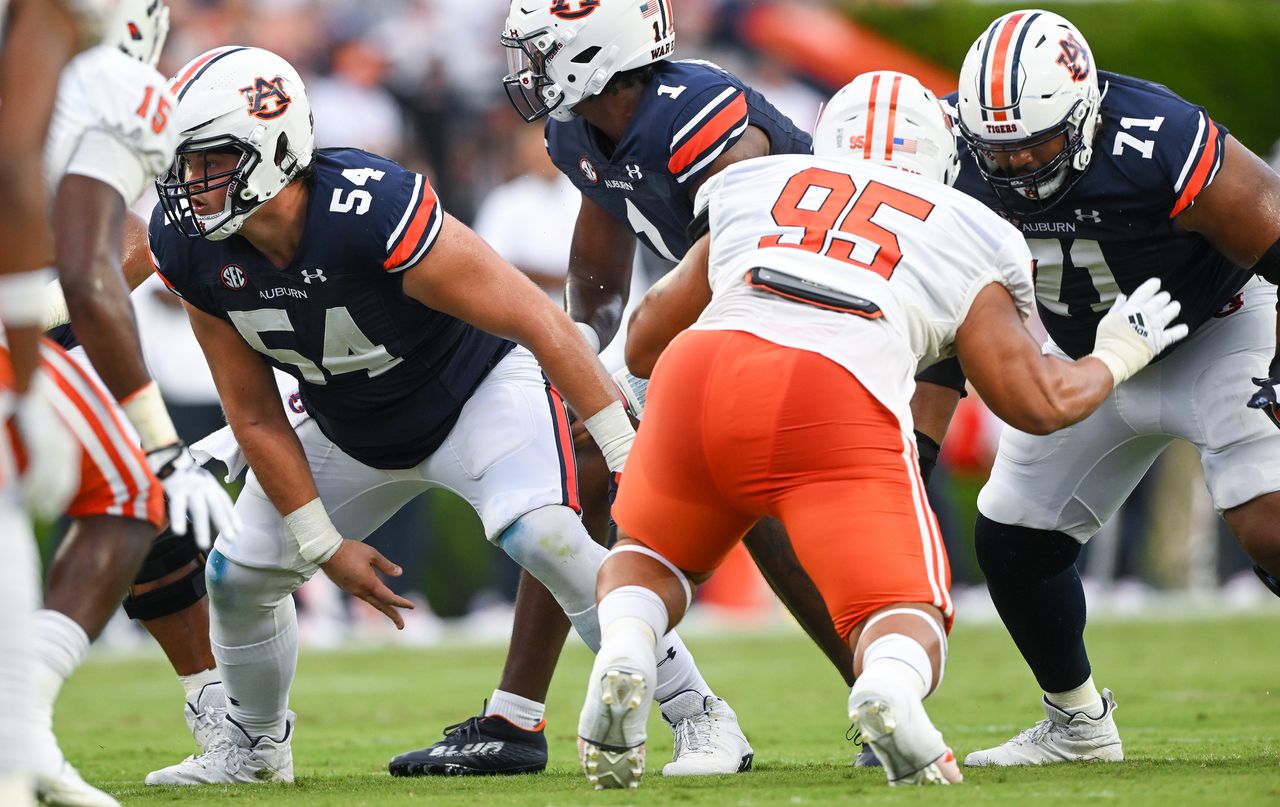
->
[156, 46, 315, 241]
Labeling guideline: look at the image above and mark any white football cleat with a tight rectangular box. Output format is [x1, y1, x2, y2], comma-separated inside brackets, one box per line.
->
[0, 773, 35, 807]
[35, 760, 120, 807]
[660, 690, 754, 776]
[849, 686, 961, 786]
[578, 655, 652, 790]
[964, 689, 1122, 766]
[185, 682, 228, 754]
[144, 713, 294, 786]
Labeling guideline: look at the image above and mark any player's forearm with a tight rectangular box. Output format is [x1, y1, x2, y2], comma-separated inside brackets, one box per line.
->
[565, 266, 626, 348]
[231, 415, 322, 514]
[983, 356, 1114, 436]
[526, 315, 618, 420]
[909, 381, 963, 446]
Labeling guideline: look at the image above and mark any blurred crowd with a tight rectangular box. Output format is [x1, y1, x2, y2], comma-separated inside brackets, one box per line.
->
[84, 0, 1271, 652]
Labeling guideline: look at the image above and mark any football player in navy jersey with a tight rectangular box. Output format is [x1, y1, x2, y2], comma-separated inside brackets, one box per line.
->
[390, 0, 854, 779]
[141, 45, 739, 786]
[912, 9, 1280, 767]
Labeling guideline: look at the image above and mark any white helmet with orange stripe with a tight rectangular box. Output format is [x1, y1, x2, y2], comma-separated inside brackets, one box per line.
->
[106, 0, 169, 67]
[157, 46, 314, 241]
[814, 71, 960, 186]
[956, 9, 1102, 212]
[500, 0, 675, 122]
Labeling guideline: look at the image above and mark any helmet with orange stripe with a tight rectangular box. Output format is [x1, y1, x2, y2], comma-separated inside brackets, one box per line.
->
[956, 9, 1102, 214]
[500, 0, 675, 123]
[814, 71, 960, 186]
[156, 46, 314, 241]
[106, 0, 169, 67]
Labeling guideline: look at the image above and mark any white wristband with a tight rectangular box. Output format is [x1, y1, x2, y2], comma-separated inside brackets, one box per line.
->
[120, 381, 180, 452]
[284, 498, 343, 565]
[42, 279, 71, 331]
[0, 268, 56, 327]
[576, 321, 602, 354]
[583, 400, 634, 473]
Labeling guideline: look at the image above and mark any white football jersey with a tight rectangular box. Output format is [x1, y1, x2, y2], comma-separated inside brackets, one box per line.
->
[44, 44, 176, 206]
[691, 153, 1034, 432]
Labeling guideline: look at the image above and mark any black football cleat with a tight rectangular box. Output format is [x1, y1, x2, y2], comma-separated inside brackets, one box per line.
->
[389, 708, 548, 776]
[848, 723, 883, 768]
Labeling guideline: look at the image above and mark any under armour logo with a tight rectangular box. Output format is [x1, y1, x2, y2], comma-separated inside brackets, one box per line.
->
[656, 646, 677, 668]
[300, 268, 326, 284]
[1074, 208, 1102, 224]
[626, 163, 644, 180]
[1127, 311, 1148, 338]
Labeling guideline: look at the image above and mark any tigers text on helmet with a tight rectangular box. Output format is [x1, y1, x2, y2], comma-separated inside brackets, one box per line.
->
[500, 0, 675, 123]
[107, 0, 169, 67]
[813, 71, 960, 186]
[157, 46, 314, 241]
[956, 9, 1102, 215]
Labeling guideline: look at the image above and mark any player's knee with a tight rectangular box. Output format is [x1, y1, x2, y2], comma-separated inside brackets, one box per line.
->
[498, 505, 605, 610]
[123, 527, 207, 621]
[974, 513, 1081, 582]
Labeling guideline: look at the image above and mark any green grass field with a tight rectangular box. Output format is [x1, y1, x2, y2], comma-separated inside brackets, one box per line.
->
[59, 613, 1279, 806]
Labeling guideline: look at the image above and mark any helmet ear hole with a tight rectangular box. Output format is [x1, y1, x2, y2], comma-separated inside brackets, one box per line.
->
[275, 133, 290, 168]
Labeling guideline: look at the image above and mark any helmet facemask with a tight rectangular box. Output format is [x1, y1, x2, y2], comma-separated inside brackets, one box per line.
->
[158, 136, 264, 241]
[500, 29, 566, 122]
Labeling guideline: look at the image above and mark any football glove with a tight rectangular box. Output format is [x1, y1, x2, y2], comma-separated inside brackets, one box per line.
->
[13, 373, 81, 521]
[1089, 278, 1189, 386]
[612, 368, 648, 420]
[146, 442, 241, 550]
[1246, 376, 1280, 431]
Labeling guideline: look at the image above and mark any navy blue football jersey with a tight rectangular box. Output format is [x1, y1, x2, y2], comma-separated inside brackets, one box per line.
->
[948, 71, 1251, 359]
[547, 59, 812, 261]
[151, 148, 514, 469]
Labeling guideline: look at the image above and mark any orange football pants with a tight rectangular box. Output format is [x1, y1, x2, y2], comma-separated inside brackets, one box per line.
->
[613, 329, 953, 639]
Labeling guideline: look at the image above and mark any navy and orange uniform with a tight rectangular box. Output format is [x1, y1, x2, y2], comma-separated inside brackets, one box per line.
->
[546, 59, 811, 261]
[151, 148, 514, 469]
[948, 71, 1250, 360]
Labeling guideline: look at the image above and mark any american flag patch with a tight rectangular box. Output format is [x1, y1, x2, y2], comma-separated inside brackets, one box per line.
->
[640, 1, 658, 18]
[892, 137, 918, 153]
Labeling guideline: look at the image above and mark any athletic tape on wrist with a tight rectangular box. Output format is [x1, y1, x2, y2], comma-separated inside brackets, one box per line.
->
[284, 498, 343, 565]
[42, 279, 70, 331]
[583, 400, 634, 473]
[120, 381, 180, 451]
[609, 543, 693, 612]
[0, 268, 56, 326]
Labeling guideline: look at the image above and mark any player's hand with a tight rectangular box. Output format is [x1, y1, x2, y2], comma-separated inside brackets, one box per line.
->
[147, 442, 242, 550]
[1091, 278, 1189, 385]
[612, 368, 649, 420]
[320, 540, 415, 629]
[13, 372, 80, 520]
[1246, 376, 1280, 430]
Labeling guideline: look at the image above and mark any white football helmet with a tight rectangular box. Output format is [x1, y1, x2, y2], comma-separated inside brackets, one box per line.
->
[106, 0, 169, 67]
[956, 9, 1102, 213]
[500, 0, 675, 122]
[814, 71, 960, 186]
[157, 46, 314, 241]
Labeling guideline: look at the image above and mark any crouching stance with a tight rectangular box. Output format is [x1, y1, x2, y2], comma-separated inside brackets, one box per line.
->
[579, 72, 1188, 789]
[144, 46, 741, 785]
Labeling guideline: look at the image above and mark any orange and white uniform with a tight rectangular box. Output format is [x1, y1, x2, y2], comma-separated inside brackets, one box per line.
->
[34, 43, 178, 529]
[613, 153, 1034, 637]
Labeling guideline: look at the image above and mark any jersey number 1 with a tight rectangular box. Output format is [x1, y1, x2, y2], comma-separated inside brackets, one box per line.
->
[759, 167, 934, 280]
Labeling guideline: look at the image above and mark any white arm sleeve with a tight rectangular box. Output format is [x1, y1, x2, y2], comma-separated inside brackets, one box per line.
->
[65, 127, 151, 205]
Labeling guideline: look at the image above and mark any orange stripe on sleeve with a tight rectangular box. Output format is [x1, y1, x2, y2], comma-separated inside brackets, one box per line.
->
[989, 12, 1025, 123]
[667, 92, 748, 175]
[884, 75, 901, 161]
[383, 192, 438, 270]
[863, 74, 881, 160]
[1170, 120, 1220, 218]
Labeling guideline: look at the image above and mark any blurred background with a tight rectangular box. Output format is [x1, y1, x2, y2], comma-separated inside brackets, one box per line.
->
[77, 0, 1280, 650]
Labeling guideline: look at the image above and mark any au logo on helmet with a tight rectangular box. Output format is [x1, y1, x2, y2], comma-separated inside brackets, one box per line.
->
[549, 0, 599, 20]
[239, 76, 293, 120]
[1056, 33, 1091, 82]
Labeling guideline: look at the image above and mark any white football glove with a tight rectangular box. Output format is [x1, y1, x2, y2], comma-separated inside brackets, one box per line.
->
[611, 368, 648, 420]
[146, 443, 241, 551]
[1089, 277, 1190, 386]
[14, 373, 81, 521]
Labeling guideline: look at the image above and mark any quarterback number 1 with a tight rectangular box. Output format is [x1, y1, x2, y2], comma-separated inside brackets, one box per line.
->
[759, 167, 934, 280]
[135, 86, 171, 135]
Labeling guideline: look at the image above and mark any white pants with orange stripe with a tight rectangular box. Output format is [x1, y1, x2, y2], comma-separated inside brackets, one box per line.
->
[44, 341, 164, 528]
[212, 346, 582, 573]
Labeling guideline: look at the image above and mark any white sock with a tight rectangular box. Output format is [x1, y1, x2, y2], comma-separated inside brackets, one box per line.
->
[654, 632, 716, 709]
[566, 604, 601, 652]
[31, 610, 90, 730]
[0, 507, 41, 778]
[1047, 676, 1103, 718]
[178, 668, 221, 702]
[859, 633, 932, 700]
[212, 597, 298, 741]
[486, 690, 545, 730]
[598, 586, 665, 657]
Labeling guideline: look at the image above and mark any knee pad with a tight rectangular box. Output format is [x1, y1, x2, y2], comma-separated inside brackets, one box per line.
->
[974, 514, 1082, 582]
[497, 505, 607, 615]
[123, 527, 206, 621]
